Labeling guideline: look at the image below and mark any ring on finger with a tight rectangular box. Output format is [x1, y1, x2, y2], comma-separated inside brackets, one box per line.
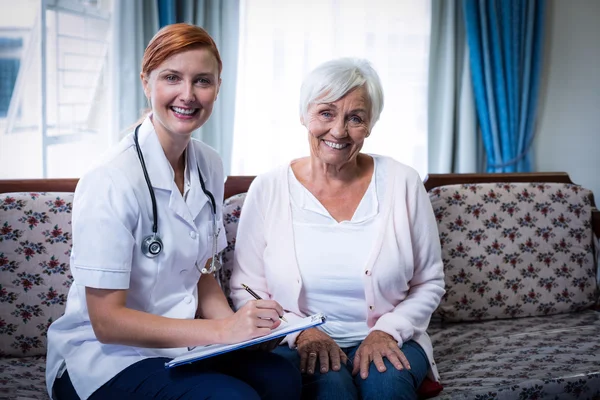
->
[309, 352, 317, 357]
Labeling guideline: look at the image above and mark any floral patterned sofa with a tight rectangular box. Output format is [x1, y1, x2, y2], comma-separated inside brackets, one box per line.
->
[0, 173, 598, 399]
[422, 173, 600, 399]
[219, 172, 600, 400]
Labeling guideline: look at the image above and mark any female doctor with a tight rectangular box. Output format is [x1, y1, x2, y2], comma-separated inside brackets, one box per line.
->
[45, 23, 301, 400]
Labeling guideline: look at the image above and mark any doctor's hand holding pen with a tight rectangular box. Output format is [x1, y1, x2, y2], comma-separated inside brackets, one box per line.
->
[219, 297, 286, 345]
[193, 278, 286, 347]
[237, 283, 288, 351]
[194, 266, 286, 346]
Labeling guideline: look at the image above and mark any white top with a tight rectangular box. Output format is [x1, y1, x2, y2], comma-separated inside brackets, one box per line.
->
[45, 116, 227, 400]
[288, 160, 384, 347]
[230, 155, 445, 382]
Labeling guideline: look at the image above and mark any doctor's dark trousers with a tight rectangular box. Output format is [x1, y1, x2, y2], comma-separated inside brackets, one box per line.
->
[53, 349, 301, 400]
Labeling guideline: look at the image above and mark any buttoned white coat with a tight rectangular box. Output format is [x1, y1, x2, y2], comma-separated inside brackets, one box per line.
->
[45, 116, 227, 400]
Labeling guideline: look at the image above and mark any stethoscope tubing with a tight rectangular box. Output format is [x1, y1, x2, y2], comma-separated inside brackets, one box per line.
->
[133, 124, 220, 274]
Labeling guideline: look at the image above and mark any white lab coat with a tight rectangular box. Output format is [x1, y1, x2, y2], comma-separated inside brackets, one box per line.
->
[45, 116, 227, 400]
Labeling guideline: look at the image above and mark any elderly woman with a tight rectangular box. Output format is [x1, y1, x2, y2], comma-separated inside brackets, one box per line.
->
[230, 58, 445, 400]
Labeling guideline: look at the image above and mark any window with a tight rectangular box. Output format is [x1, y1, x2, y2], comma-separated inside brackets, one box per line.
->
[231, 0, 431, 178]
[0, 0, 113, 179]
[0, 38, 22, 118]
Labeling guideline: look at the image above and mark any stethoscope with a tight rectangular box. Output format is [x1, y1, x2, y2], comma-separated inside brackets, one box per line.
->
[133, 124, 221, 274]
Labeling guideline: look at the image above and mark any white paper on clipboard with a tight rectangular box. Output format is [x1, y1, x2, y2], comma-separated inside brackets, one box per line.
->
[165, 313, 326, 369]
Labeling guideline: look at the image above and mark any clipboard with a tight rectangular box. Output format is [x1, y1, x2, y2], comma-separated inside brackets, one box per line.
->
[165, 313, 326, 369]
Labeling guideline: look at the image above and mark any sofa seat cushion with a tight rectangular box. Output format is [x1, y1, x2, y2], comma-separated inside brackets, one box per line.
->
[0, 355, 47, 399]
[428, 309, 600, 399]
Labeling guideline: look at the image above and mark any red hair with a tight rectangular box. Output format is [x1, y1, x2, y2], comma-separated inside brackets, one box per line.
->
[141, 23, 222, 77]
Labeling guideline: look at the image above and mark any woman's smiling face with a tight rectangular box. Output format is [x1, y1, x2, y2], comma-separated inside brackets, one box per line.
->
[141, 47, 220, 140]
[305, 86, 372, 168]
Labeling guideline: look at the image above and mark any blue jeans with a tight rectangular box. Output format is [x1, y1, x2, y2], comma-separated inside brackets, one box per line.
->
[273, 340, 428, 400]
[53, 350, 301, 400]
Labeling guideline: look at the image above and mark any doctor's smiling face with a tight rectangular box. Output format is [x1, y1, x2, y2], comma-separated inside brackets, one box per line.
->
[141, 46, 221, 141]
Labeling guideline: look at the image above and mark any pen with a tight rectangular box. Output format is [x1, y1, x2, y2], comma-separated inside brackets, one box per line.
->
[241, 283, 288, 323]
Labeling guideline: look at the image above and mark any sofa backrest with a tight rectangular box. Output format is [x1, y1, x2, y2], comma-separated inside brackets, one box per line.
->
[0, 176, 255, 358]
[429, 182, 598, 322]
[0, 190, 251, 357]
[0, 192, 74, 357]
[1, 175, 597, 356]
[218, 183, 599, 323]
[217, 193, 247, 306]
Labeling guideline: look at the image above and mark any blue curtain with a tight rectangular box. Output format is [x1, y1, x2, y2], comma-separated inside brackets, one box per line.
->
[156, 0, 240, 176]
[463, 0, 545, 172]
[158, 0, 176, 28]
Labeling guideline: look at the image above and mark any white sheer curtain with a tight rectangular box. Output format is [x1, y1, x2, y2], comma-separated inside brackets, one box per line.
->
[112, 0, 158, 138]
[231, 0, 431, 178]
[428, 0, 480, 174]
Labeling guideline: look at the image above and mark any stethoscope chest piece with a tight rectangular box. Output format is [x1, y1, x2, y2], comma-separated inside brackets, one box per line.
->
[134, 124, 220, 272]
[142, 234, 163, 258]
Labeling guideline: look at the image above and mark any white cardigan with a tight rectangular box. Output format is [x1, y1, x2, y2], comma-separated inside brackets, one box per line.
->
[230, 155, 445, 381]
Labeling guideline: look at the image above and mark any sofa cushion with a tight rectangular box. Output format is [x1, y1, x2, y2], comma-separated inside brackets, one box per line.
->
[428, 310, 600, 399]
[0, 356, 47, 399]
[0, 193, 73, 357]
[429, 182, 597, 322]
[216, 193, 247, 306]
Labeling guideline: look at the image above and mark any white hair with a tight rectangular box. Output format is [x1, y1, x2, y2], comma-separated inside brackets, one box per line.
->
[299, 58, 384, 128]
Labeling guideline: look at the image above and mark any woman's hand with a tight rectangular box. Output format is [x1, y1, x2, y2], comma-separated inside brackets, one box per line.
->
[295, 328, 348, 374]
[351, 330, 410, 379]
[221, 299, 284, 344]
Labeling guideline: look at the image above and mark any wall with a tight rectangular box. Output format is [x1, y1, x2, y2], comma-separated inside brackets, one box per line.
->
[535, 0, 600, 200]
